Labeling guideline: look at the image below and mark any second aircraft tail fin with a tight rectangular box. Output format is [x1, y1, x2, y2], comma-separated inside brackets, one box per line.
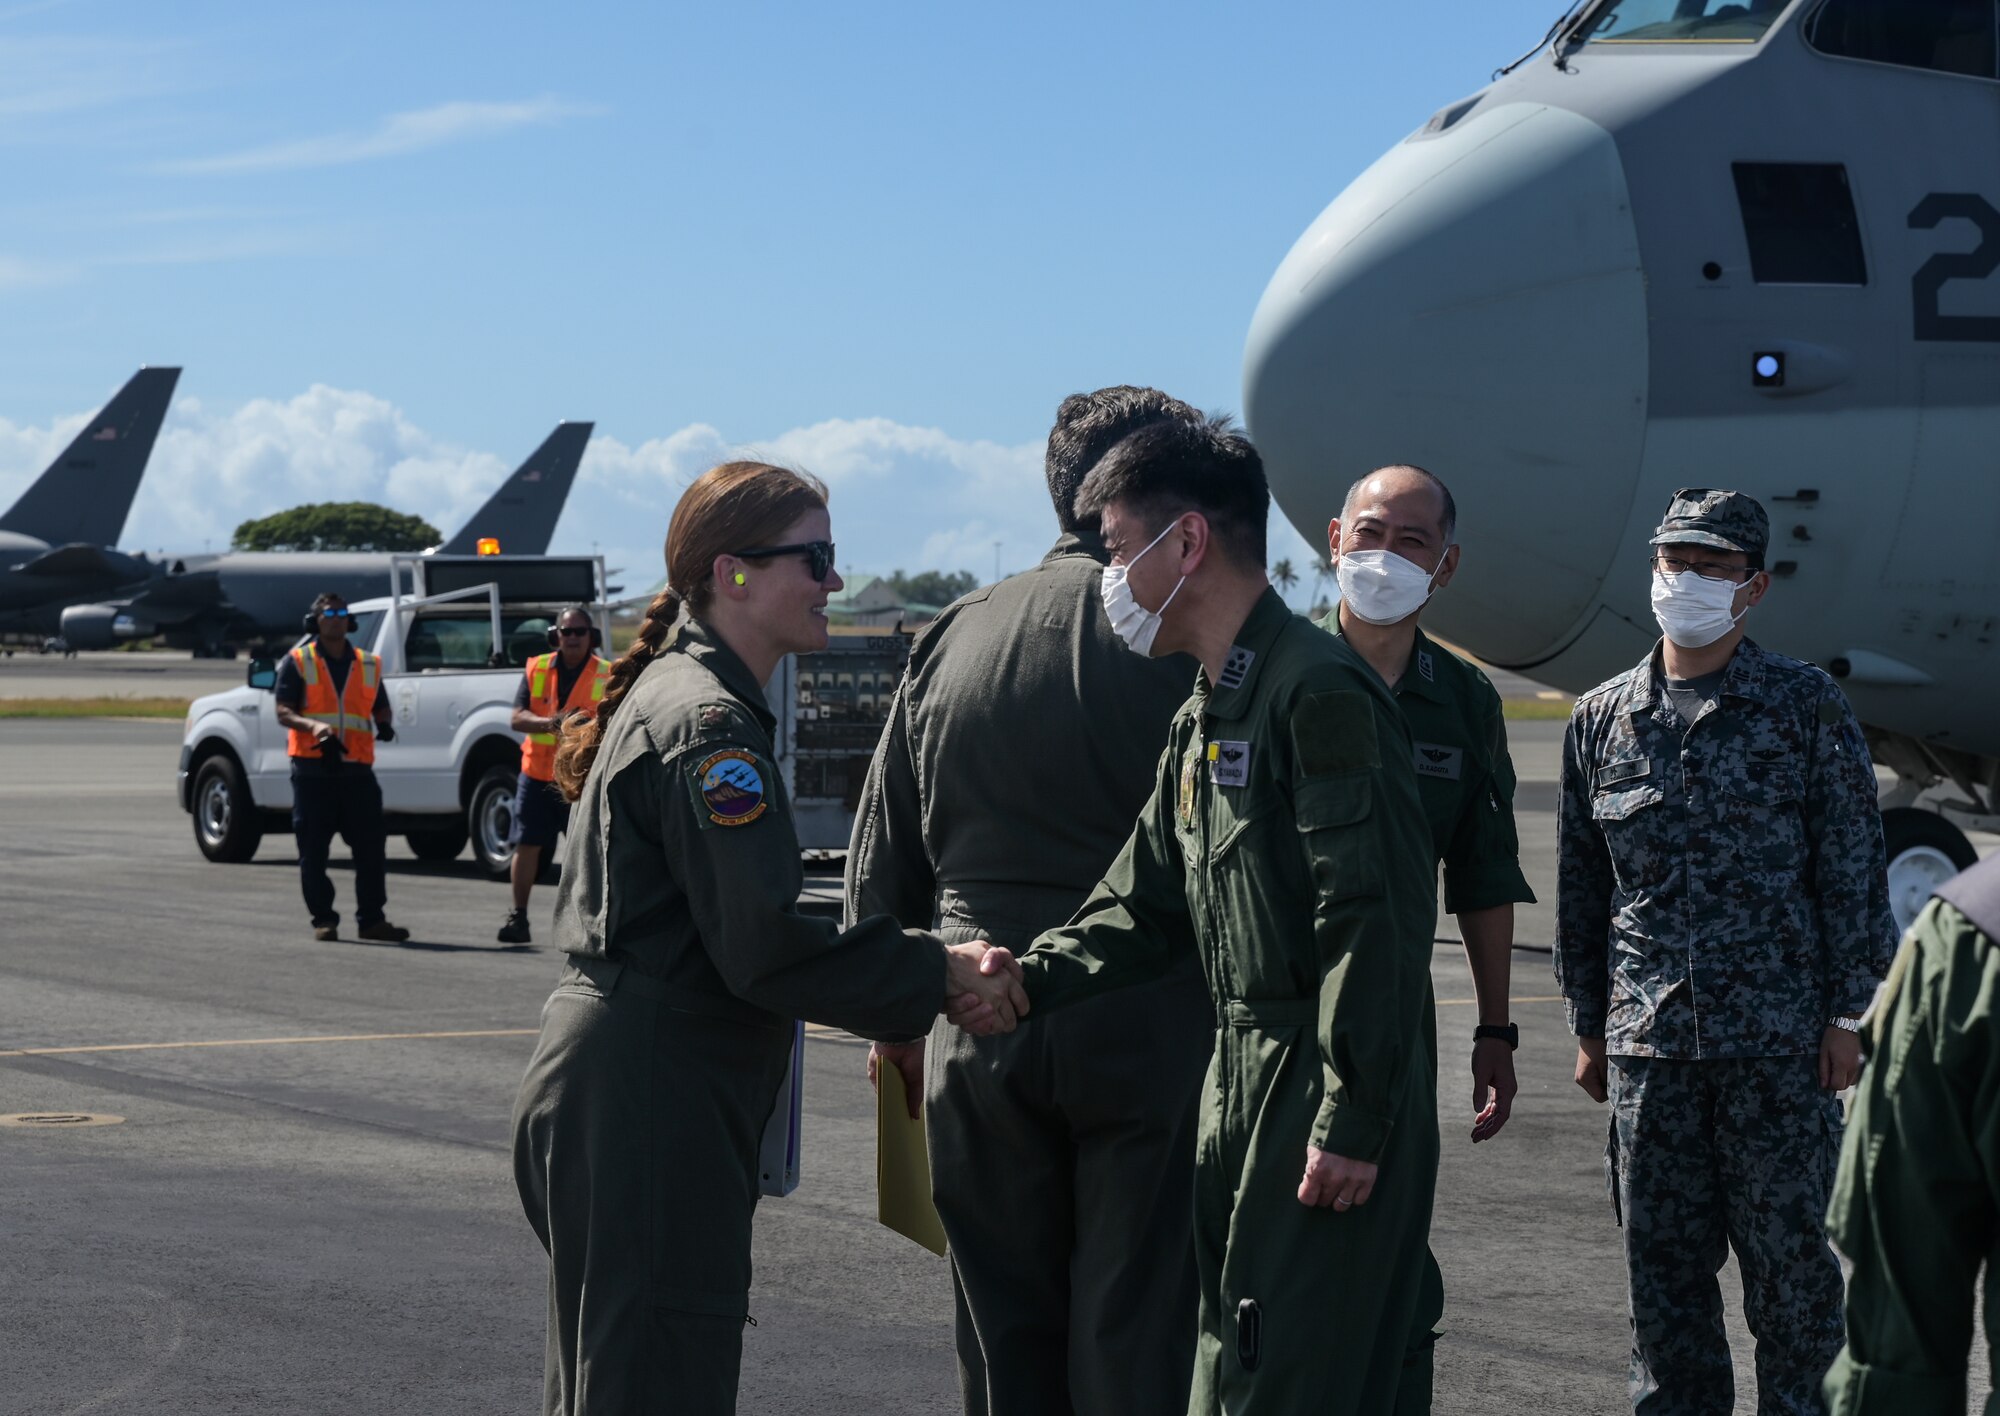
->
[438, 420, 593, 556]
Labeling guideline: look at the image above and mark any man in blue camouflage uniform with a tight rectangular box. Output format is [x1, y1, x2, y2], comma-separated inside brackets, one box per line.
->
[1554, 488, 1896, 1415]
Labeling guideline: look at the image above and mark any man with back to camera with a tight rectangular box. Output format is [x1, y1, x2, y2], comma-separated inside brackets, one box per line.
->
[998, 417, 1442, 1414]
[1320, 462, 1537, 1380]
[846, 386, 1214, 1415]
[498, 606, 610, 945]
[273, 591, 410, 943]
[1554, 488, 1895, 1414]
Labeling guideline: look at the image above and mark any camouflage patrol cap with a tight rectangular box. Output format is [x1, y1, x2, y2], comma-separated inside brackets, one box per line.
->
[1649, 487, 1768, 558]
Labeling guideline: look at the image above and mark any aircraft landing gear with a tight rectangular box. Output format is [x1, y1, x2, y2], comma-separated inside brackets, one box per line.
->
[1880, 807, 1978, 936]
[1870, 729, 1995, 935]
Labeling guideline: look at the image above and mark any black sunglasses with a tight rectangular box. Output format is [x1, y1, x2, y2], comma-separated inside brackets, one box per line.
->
[732, 540, 836, 583]
[556, 626, 592, 637]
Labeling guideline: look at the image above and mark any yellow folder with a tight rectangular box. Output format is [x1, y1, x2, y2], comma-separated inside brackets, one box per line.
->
[876, 1063, 948, 1256]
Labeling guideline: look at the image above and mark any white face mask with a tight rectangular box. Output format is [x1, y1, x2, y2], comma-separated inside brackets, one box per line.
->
[1650, 568, 1751, 648]
[1335, 548, 1449, 626]
[1100, 518, 1188, 657]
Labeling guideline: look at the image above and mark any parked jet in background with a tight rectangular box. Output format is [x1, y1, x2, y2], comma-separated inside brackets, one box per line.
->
[0, 367, 182, 639]
[61, 420, 593, 656]
[1242, 0, 2000, 929]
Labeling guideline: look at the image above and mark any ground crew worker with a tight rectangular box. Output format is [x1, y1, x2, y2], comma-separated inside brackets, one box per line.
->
[509, 460, 1030, 1416]
[272, 591, 410, 944]
[1554, 488, 1895, 1415]
[1005, 418, 1441, 1416]
[847, 386, 1214, 1416]
[1320, 462, 1537, 1388]
[1824, 851, 2000, 1415]
[498, 606, 609, 944]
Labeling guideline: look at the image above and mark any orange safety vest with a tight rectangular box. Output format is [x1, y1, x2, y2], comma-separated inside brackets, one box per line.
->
[521, 651, 611, 781]
[286, 642, 382, 765]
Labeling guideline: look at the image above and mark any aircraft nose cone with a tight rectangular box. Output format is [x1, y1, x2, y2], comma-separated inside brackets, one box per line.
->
[1244, 101, 1649, 665]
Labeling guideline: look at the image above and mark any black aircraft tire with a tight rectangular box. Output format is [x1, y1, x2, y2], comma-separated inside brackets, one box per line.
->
[406, 822, 468, 862]
[1882, 806, 1979, 936]
[192, 755, 263, 864]
[468, 765, 519, 881]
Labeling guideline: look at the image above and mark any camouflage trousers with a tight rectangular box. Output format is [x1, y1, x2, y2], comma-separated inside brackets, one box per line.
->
[1607, 1054, 1845, 1416]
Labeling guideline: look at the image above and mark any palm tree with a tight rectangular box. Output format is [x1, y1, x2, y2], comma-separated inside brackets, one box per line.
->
[1308, 552, 1336, 613]
[1272, 558, 1298, 598]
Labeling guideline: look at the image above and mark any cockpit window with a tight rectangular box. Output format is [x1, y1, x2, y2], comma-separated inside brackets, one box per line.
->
[1578, 0, 1789, 43]
[1806, 0, 1998, 80]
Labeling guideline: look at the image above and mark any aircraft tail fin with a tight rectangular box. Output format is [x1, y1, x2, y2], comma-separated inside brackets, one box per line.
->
[439, 420, 593, 556]
[0, 366, 182, 547]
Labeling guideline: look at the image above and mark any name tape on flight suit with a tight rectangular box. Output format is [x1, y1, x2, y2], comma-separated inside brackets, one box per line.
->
[1208, 740, 1251, 787]
[1413, 743, 1462, 780]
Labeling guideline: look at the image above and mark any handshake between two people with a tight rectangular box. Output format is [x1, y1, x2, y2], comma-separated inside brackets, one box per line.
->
[943, 942, 1029, 1037]
[871, 943, 1027, 1121]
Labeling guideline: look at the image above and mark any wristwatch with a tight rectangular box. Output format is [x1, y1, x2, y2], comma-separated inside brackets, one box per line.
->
[1829, 1016, 1863, 1034]
[1473, 1023, 1519, 1051]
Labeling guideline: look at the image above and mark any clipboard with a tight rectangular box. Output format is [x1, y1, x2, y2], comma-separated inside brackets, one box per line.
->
[876, 1059, 948, 1256]
[758, 1019, 804, 1197]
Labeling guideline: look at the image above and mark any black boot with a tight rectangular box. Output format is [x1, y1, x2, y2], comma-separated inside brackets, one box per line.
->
[497, 909, 532, 944]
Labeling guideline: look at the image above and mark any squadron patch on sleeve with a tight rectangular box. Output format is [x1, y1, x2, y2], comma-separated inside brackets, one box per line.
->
[690, 749, 769, 828]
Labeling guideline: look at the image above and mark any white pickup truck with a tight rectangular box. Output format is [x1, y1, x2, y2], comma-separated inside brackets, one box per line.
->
[178, 554, 611, 877]
[181, 550, 915, 876]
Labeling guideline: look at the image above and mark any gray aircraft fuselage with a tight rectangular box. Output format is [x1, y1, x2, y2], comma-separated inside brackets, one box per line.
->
[0, 533, 152, 616]
[1243, 1, 2000, 779]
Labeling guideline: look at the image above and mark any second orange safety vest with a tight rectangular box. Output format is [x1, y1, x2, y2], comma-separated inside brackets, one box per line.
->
[520, 651, 610, 781]
[286, 642, 382, 765]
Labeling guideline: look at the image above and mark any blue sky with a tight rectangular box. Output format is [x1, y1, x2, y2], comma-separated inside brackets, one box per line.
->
[0, 0, 1551, 594]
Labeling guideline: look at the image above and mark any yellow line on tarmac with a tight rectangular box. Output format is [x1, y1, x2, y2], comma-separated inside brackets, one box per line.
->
[1, 1028, 539, 1058]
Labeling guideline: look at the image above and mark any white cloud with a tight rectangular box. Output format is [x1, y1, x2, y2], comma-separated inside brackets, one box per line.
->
[0, 252, 76, 289]
[572, 418, 1054, 589]
[0, 384, 1331, 609]
[0, 35, 181, 120]
[158, 96, 597, 176]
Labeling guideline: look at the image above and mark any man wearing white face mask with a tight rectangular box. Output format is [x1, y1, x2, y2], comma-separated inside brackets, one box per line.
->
[1012, 419, 1443, 1415]
[1322, 466, 1535, 1135]
[1555, 487, 1895, 1415]
[1320, 463, 1538, 1380]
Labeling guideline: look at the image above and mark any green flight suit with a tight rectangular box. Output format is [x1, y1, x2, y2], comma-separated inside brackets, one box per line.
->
[511, 615, 949, 1416]
[1018, 588, 1441, 1416]
[846, 534, 1213, 1416]
[1323, 616, 1538, 1394]
[1321, 618, 1536, 917]
[1825, 855, 2000, 1416]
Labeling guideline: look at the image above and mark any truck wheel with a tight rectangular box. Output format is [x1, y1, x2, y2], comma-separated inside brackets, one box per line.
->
[192, 755, 263, 863]
[1882, 807, 1978, 936]
[406, 822, 468, 862]
[468, 765, 519, 881]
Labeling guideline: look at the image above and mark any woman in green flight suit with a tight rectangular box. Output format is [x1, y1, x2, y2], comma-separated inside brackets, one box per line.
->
[511, 460, 1026, 1415]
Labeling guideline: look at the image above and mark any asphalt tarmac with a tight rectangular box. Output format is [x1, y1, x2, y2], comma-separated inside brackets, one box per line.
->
[0, 717, 1985, 1415]
[0, 648, 251, 701]
[0, 646, 1573, 707]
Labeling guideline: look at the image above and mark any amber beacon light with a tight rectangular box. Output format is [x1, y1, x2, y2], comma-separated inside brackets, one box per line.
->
[476, 538, 502, 556]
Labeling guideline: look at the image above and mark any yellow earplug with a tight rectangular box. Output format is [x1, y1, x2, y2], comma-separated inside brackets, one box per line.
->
[733, 571, 746, 586]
